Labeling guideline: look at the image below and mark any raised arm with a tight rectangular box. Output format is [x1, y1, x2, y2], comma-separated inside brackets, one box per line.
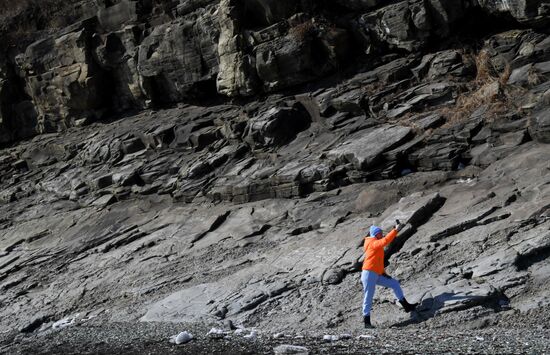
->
[368, 229, 398, 250]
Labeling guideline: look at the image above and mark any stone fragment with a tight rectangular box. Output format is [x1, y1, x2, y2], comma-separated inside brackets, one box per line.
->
[174, 331, 193, 344]
[274, 344, 309, 354]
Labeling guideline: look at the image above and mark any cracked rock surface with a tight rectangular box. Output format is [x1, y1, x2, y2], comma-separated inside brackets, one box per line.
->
[0, 0, 550, 353]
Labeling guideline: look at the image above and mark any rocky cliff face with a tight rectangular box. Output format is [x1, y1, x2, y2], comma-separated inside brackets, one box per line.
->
[1, 0, 550, 351]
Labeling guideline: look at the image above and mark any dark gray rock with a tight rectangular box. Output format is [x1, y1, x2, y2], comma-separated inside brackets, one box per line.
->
[413, 50, 473, 81]
[360, 1, 431, 52]
[137, 9, 220, 104]
[477, 0, 550, 25]
[94, 26, 147, 111]
[413, 113, 446, 130]
[255, 33, 319, 92]
[97, 0, 138, 32]
[16, 19, 108, 133]
[410, 142, 467, 171]
[245, 105, 311, 148]
[216, 0, 259, 97]
[529, 107, 550, 143]
[508, 61, 550, 86]
[2, 0, 550, 345]
[327, 125, 412, 170]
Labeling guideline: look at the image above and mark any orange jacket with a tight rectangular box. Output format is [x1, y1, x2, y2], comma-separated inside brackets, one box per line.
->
[362, 229, 398, 275]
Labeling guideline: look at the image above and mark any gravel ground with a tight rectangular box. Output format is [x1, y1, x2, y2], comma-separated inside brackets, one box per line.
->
[2, 320, 549, 354]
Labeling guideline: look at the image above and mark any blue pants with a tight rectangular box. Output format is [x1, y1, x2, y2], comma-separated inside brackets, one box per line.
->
[361, 270, 404, 316]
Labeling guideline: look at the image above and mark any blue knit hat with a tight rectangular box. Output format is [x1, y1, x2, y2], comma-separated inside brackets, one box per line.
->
[370, 225, 382, 237]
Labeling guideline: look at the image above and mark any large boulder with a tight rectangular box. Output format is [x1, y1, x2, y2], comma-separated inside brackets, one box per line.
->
[256, 33, 317, 91]
[216, 0, 259, 97]
[137, 8, 220, 104]
[94, 26, 147, 111]
[359, 0, 466, 52]
[16, 19, 108, 133]
[477, 0, 550, 25]
[359, 0, 431, 52]
[255, 22, 348, 92]
[244, 104, 311, 147]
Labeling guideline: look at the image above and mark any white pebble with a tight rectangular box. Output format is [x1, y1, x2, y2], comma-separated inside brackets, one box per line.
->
[273, 344, 310, 354]
[243, 330, 257, 340]
[52, 317, 76, 330]
[175, 331, 193, 344]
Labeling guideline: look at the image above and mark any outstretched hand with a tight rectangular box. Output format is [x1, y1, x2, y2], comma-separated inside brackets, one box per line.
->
[395, 219, 404, 231]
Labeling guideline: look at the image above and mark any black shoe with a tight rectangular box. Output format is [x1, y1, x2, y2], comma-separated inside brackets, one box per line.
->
[399, 298, 418, 313]
[363, 315, 374, 329]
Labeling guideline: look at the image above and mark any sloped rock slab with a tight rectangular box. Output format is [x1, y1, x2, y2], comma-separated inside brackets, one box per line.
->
[379, 192, 445, 231]
[140, 283, 228, 322]
[327, 125, 412, 170]
[509, 221, 550, 260]
[376, 192, 445, 257]
[529, 107, 550, 143]
[413, 279, 497, 315]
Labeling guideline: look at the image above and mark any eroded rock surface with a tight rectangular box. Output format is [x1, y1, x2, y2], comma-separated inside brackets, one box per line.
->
[0, 0, 549, 349]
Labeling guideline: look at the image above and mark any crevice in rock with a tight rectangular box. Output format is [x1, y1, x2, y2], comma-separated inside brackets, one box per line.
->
[190, 210, 232, 244]
[385, 194, 447, 261]
[429, 206, 501, 242]
[19, 315, 50, 333]
[0, 60, 36, 146]
[242, 224, 272, 239]
[515, 245, 550, 271]
[288, 223, 319, 236]
[101, 230, 148, 253]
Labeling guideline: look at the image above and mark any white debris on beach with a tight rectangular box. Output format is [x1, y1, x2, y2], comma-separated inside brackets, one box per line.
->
[170, 331, 193, 345]
[206, 327, 226, 339]
[52, 314, 79, 331]
[273, 344, 310, 354]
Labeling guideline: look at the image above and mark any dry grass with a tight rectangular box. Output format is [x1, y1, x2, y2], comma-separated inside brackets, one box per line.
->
[474, 50, 495, 83]
[288, 20, 315, 41]
[441, 50, 522, 125]
[527, 66, 546, 86]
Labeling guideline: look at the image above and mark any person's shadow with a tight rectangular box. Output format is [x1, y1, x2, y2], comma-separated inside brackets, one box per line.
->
[391, 292, 497, 327]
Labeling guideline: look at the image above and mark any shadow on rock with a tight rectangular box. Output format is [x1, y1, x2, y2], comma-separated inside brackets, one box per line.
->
[391, 292, 495, 328]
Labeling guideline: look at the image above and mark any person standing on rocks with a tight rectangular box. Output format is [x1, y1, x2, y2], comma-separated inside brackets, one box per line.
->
[361, 223, 418, 328]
